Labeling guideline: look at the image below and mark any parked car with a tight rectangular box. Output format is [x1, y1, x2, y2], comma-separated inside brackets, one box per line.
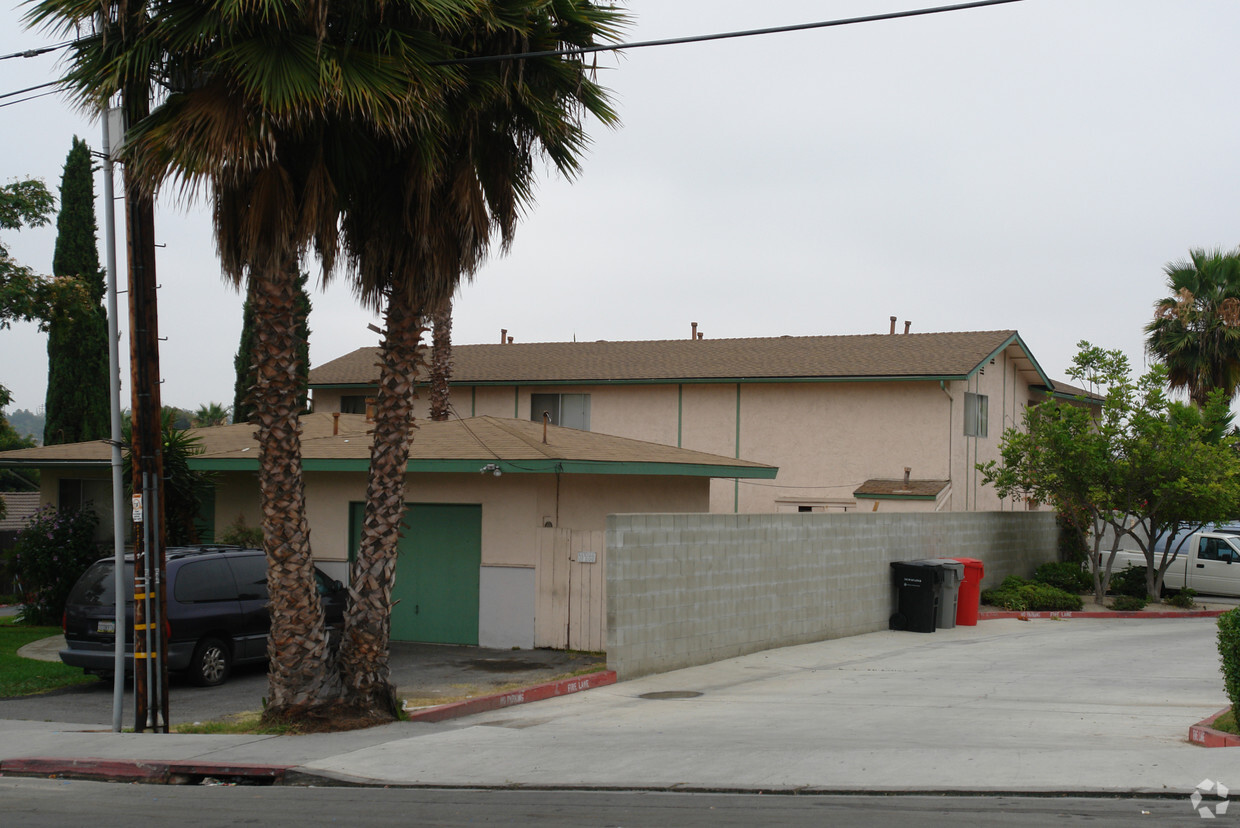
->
[59, 545, 346, 686]
[1109, 529, 1240, 598]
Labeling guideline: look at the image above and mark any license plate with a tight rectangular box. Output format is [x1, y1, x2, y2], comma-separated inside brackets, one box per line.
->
[97, 621, 115, 634]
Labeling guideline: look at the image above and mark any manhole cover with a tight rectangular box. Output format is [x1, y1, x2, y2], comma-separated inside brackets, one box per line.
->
[638, 690, 703, 700]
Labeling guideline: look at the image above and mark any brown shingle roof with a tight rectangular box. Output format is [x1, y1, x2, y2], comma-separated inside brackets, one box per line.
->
[309, 331, 1032, 386]
[853, 479, 951, 499]
[0, 414, 776, 477]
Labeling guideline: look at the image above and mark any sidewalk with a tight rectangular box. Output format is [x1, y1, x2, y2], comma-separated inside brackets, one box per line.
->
[1, 616, 1234, 794]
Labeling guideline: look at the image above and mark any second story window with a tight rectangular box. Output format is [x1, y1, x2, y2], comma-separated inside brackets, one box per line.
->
[531, 393, 591, 431]
[964, 392, 988, 438]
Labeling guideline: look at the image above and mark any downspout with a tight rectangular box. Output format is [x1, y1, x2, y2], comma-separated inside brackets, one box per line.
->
[940, 381, 953, 510]
[677, 384, 683, 448]
[734, 384, 741, 513]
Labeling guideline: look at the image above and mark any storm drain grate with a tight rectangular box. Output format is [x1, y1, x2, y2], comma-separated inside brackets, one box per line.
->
[638, 690, 703, 700]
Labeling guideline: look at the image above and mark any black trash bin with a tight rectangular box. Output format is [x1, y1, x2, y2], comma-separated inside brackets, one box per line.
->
[890, 560, 944, 633]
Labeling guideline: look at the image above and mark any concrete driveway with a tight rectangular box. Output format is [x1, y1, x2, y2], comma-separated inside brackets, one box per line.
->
[298, 617, 1234, 792]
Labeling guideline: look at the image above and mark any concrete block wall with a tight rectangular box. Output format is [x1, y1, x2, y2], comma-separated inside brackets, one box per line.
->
[606, 511, 1057, 679]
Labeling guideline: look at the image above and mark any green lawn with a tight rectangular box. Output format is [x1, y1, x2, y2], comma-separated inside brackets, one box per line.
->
[0, 617, 98, 697]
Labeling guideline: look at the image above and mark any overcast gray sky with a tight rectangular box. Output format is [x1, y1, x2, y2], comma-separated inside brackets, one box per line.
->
[2, 0, 1237, 417]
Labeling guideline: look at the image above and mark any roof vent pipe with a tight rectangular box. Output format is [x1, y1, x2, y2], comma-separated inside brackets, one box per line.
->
[890, 316, 897, 335]
[508, 336, 514, 344]
[903, 320, 911, 334]
[691, 321, 698, 340]
[904, 467, 911, 486]
[500, 328, 507, 344]
[697, 331, 704, 340]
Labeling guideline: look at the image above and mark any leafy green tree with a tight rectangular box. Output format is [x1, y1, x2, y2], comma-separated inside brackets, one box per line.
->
[0, 177, 55, 408]
[1145, 248, 1240, 406]
[44, 137, 109, 445]
[981, 342, 1240, 600]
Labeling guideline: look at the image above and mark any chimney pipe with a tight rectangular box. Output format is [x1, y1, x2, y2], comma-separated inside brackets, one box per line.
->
[903, 467, 911, 486]
[691, 321, 698, 340]
[697, 332, 703, 340]
[903, 320, 911, 334]
[500, 328, 507, 344]
[332, 412, 340, 436]
[507, 336, 514, 344]
[889, 316, 897, 335]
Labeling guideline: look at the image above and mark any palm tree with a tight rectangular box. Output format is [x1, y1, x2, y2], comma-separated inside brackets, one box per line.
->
[428, 297, 453, 422]
[332, 0, 624, 718]
[1145, 248, 1240, 407]
[26, 0, 474, 719]
[192, 402, 230, 427]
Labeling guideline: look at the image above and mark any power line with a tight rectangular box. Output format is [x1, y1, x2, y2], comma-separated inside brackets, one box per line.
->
[0, 41, 74, 61]
[430, 0, 1025, 66]
[0, 89, 58, 109]
[0, 80, 59, 101]
[0, 0, 1023, 107]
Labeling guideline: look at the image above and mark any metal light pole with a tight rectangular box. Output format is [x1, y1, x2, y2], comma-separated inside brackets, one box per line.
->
[101, 105, 127, 733]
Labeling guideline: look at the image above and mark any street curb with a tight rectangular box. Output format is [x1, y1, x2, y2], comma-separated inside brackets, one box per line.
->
[402, 670, 618, 724]
[979, 609, 1230, 621]
[0, 756, 290, 784]
[1189, 708, 1240, 748]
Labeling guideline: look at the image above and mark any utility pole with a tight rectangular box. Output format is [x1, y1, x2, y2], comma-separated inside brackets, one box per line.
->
[123, 44, 169, 734]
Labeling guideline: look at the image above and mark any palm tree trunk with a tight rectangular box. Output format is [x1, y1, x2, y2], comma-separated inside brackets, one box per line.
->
[339, 287, 427, 719]
[251, 257, 340, 719]
[429, 297, 453, 422]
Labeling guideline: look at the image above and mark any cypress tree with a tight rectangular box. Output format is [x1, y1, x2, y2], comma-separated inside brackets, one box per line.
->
[43, 137, 109, 445]
[233, 272, 311, 423]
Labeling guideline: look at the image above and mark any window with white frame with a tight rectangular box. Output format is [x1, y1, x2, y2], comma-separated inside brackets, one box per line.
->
[964, 392, 988, 437]
[530, 393, 591, 431]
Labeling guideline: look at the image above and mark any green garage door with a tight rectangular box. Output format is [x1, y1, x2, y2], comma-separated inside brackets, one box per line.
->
[349, 502, 482, 645]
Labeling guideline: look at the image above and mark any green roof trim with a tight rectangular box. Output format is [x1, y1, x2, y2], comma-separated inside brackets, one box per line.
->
[312, 375, 971, 391]
[967, 332, 1052, 388]
[190, 457, 778, 479]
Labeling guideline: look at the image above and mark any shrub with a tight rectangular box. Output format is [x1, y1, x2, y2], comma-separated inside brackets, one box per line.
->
[6, 505, 100, 625]
[1108, 564, 1148, 598]
[981, 576, 1084, 611]
[1032, 561, 1092, 594]
[1219, 608, 1240, 721]
[1166, 588, 1197, 609]
[218, 514, 264, 548]
[1110, 595, 1147, 611]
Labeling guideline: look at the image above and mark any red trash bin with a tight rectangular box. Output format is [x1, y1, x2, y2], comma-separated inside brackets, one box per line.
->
[951, 557, 985, 626]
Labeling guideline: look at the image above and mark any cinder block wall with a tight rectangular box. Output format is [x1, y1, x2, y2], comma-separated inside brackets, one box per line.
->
[605, 511, 1058, 680]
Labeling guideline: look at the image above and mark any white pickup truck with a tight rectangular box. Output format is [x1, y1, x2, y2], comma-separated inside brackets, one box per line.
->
[1110, 530, 1240, 597]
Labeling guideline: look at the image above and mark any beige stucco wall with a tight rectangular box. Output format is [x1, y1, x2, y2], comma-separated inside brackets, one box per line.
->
[216, 469, 708, 570]
[309, 339, 1054, 516]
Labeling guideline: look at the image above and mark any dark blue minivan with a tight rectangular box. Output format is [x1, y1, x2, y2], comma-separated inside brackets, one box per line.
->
[59, 546, 346, 686]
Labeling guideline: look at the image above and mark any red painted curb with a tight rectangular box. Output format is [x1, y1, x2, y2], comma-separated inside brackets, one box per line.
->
[404, 670, 618, 724]
[1189, 709, 1240, 748]
[0, 757, 290, 783]
[979, 609, 1230, 621]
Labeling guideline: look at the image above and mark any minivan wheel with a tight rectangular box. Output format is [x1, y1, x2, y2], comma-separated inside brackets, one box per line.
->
[189, 637, 231, 686]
